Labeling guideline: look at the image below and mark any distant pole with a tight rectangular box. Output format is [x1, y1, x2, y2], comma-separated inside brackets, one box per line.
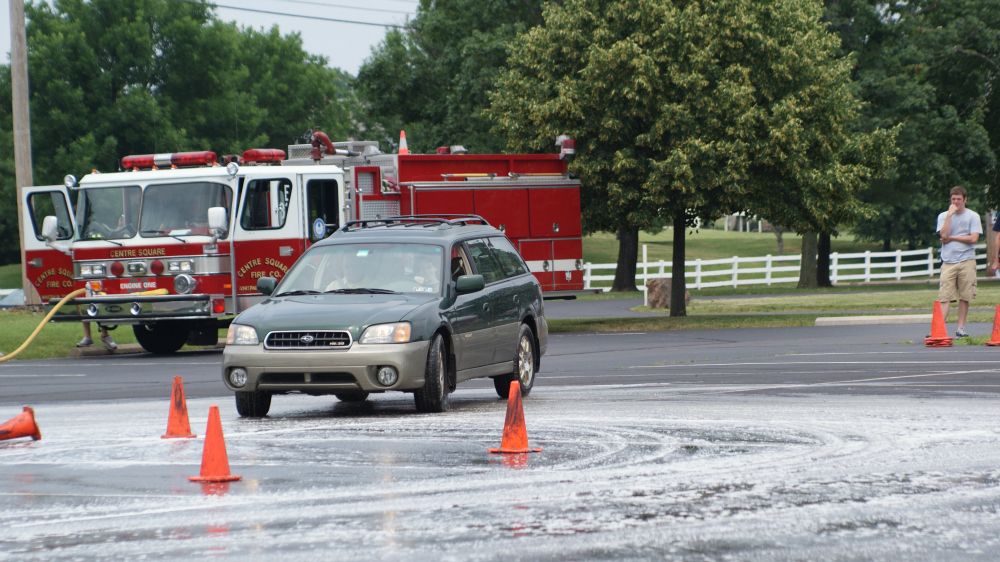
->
[10, 0, 37, 304]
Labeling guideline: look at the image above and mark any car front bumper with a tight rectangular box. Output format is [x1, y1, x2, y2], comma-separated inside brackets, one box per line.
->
[222, 340, 432, 394]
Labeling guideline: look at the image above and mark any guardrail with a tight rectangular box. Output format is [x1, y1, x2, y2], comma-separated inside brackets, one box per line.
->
[583, 244, 990, 290]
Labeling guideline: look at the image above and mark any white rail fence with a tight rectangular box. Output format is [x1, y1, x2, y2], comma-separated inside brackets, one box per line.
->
[583, 244, 990, 291]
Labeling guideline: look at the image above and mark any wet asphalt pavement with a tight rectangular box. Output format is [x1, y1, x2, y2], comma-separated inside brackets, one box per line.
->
[2, 300, 1000, 560]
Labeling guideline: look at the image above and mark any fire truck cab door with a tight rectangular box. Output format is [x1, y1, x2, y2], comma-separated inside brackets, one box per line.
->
[232, 175, 305, 302]
[301, 174, 345, 246]
[21, 184, 77, 304]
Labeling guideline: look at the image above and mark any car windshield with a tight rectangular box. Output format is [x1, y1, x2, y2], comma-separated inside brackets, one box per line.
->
[140, 182, 232, 237]
[78, 186, 141, 240]
[279, 243, 445, 296]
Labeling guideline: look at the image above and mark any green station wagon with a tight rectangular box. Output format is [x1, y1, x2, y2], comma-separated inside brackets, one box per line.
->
[222, 216, 547, 416]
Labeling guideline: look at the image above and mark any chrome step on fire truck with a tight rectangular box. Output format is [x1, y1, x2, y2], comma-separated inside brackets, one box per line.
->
[21, 132, 585, 354]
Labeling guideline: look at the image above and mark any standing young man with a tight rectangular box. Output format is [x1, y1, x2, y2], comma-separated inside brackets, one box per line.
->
[936, 185, 982, 337]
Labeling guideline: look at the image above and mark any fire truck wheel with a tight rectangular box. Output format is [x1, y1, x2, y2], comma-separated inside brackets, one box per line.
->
[334, 391, 369, 403]
[132, 322, 188, 355]
[493, 324, 537, 399]
[235, 390, 271, 417]
[414, 334, 450, 413]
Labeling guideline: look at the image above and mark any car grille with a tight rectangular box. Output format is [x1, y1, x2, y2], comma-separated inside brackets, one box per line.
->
[264, 330, 352, 350]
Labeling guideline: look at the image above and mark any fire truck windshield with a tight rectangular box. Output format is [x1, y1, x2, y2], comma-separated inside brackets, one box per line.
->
[79, 186, 141, 240]
[140, 182, 233, 237]
[278, 243, 444, 296]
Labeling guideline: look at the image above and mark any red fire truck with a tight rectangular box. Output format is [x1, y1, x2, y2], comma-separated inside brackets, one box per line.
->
[20, 132, 584, 354]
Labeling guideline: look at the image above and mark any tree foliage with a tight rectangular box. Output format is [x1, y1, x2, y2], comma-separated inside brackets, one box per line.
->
[356, 0, 544, 153]
[0, 0, 359, 263]
[833, 0, 998, 249]
[489, 0, 891, 305]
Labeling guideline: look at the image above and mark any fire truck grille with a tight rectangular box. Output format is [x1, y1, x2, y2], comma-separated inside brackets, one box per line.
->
[361, 199, 400, 219]
[264, 330, 352, 350]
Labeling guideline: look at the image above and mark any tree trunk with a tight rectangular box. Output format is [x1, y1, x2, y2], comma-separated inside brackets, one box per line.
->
[611, 225, 639, 292]
[773, 225, 785, 255]
[798, 231, 818, 288]
[817, 231, 832, 287]
[670, 210, 687, 317]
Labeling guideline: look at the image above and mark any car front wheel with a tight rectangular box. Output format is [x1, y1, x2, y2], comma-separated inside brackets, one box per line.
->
[235, 390, 271, 417]
[493, 324, 536, 399]
[414, 334, 449, 413]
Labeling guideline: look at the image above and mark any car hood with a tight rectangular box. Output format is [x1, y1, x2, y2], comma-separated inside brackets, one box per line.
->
[234, 293, 438, 336]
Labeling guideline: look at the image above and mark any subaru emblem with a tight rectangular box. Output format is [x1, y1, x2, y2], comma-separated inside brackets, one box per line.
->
[300, 334, 315, 344]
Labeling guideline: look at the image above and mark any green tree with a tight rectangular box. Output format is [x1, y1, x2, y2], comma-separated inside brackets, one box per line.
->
[831, 0, 997, 249]
[0, 0, 360, 264]
[490, 0, 891, 308]
[356, 0, 544, 152]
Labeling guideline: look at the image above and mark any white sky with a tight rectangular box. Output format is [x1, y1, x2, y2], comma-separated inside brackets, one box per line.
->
[2, 0, 416, 75]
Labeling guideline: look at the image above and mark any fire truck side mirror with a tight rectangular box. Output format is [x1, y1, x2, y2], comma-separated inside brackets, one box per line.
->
[257, 276, 277, 296]
[41, 215, 59, 242]
[208, 207, 227, 234]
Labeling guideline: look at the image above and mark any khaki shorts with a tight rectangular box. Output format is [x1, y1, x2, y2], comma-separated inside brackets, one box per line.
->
[939, 260, 977, 302]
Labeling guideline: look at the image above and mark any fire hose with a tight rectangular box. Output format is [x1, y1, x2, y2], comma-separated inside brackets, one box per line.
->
[0, 288, 86, 363]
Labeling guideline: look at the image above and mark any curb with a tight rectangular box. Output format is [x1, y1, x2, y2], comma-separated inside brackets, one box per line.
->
[815, 314, 931, 327]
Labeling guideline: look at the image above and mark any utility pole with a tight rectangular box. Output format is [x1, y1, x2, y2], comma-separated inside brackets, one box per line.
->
[10, 0, 37, 304]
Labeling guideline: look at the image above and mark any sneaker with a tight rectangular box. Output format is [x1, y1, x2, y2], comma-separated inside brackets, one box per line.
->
[76, 336, 93, 347]
[100, 335, 118, 351]
[955, 328, 970, 338]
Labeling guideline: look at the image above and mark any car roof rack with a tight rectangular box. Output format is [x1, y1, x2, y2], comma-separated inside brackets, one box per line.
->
[342, 215, 492, 231]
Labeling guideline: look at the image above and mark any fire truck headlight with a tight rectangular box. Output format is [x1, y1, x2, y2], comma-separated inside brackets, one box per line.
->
[63, 175, 77, 188]
[226, 161, 239, 178]
[81, 264, 106, 277]
[168, 260, 194, 273]
[174, 274, 197, 294]
[226, 324, 259, 346]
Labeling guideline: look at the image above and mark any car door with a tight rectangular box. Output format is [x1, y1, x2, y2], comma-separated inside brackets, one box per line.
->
[21, 185, 78, 304]
[445, 240, 496, 371]
[486, 236, 533, 363]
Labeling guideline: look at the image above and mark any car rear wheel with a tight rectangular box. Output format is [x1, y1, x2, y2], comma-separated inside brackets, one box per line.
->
[235, 390, 271, 417]
[335, 391, 369, 403]
[493, 324, 536, 399]
[414, 334, 449, 413]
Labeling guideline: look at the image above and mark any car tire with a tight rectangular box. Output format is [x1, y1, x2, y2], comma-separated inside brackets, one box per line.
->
[133, 322, 188, 355]
[493, 324, 536, 399]
[414, 334, 449, 413]
[334, 391, 369, 403]
[235, 390, 271, 417]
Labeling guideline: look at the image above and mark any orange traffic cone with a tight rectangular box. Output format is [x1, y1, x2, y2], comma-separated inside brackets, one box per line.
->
[398, 130, 409, 155]
[189, 405, 241, 483]
[924, 300, 953, 347]
[162, 376, 196, 439]
[489, 381, 542, 454]
[0, 406, 41, 441]
[986, 305, 1000, 346]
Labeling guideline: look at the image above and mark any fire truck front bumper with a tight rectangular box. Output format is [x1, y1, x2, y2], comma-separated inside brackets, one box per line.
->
[48, 294, 218, 323]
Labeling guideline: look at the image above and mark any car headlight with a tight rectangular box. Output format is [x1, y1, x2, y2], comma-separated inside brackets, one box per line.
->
[360, 322, 411, 344]
[226, 324, 259, 345]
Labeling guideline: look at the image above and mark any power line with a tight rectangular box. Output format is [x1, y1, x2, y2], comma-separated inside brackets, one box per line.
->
[271, 0, 414, 16]
[206, 1, 407, 28]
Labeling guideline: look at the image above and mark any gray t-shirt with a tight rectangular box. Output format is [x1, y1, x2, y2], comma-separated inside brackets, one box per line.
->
[936, 208, 982, 263]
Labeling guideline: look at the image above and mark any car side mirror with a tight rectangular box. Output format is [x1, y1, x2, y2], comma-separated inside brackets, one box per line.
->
[455, 274, 485, 294]
[257, 276, 277, 296]
[41, 215, 59, 242]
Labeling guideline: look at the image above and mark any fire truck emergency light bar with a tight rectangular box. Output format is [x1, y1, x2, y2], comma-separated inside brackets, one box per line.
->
[121, 151, 218, 170]
[241, 148, 286, 164]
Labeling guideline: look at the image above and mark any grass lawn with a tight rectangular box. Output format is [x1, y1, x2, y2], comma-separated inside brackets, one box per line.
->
[0, 263, 21, 289]
[581, 228, 883, 265]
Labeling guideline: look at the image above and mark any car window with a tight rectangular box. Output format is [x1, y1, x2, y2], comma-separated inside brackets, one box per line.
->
[465, 239, 504, 284]
[450, 244, 473, 282]
[488, 236, 528, 278]
[279, 243, 444, 295]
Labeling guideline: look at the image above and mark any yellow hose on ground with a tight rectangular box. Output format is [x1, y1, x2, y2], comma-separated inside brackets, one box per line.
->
[0, 288, 87, 363]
